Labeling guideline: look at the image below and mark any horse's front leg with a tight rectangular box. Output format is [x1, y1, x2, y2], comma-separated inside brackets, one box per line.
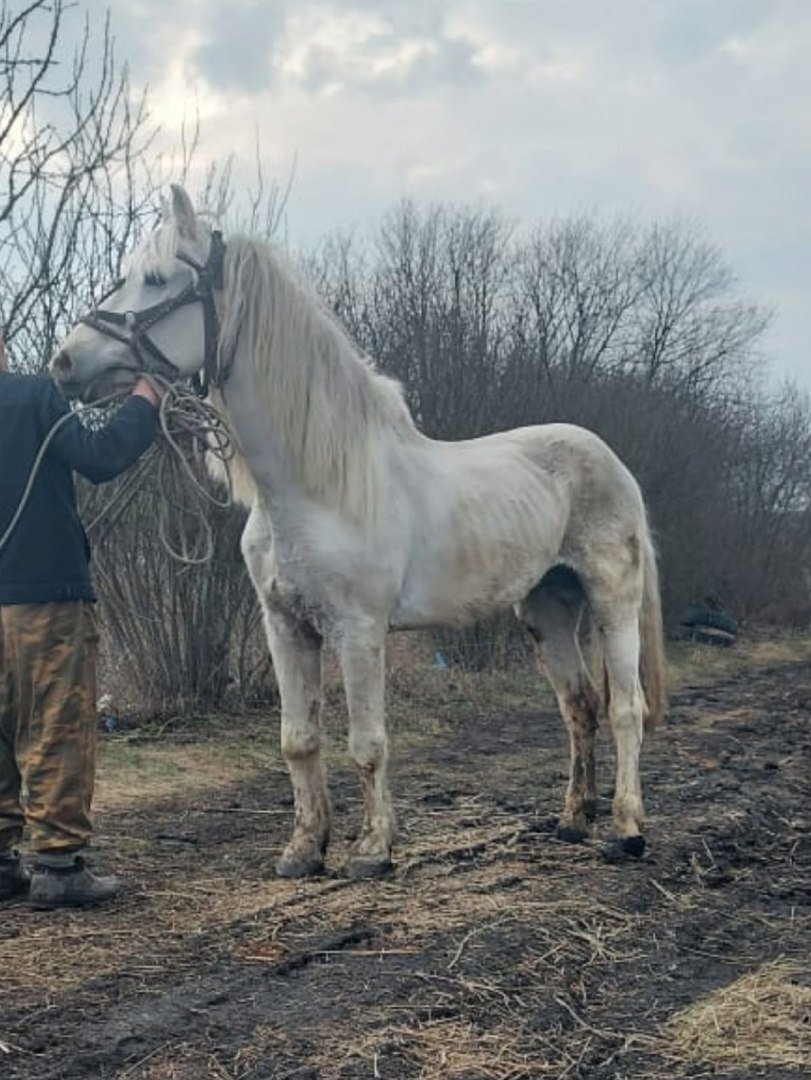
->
[264, 609, 331, 878]
[337, 623, 394, 879]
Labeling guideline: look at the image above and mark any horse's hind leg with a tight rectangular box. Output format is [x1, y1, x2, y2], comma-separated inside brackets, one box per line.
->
[598, 610, 647, 856]
[337, 621, 394, 880]
[557, 684, 600, 842]
[519, 570, 601, 842]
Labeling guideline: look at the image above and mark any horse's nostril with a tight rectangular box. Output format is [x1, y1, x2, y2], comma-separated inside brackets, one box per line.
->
[52, 351, 72, 375]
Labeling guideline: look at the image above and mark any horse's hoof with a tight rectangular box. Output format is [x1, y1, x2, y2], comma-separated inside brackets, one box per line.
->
[344, 856, 394, 881]
[621, 835, 646, 858]
[275, 855, 325, 879]
[555, 823, 589, 845]
[601, 835, 646, 862]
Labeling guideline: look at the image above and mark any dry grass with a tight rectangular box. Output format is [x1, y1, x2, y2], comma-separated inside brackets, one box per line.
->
[657, 959, 811, 1074]
[340, 1017, 548, 1079]
[666, 631, 811, 691]
[135, 1046, 236, 1080]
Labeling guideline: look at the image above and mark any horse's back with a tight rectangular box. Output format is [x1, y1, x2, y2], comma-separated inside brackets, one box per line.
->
[486, 422, 645, 516]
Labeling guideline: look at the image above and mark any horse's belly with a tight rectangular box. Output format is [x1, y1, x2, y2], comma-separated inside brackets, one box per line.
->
[389, 556, 549, 630]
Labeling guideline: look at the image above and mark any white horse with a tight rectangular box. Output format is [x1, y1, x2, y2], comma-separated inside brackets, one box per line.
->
[55, 185, 665, 879]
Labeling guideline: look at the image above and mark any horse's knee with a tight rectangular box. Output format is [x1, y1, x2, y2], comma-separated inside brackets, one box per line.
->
[281, 707, 321, 761]
[607, 696, 645, 744]
[281, 732, 320, 761]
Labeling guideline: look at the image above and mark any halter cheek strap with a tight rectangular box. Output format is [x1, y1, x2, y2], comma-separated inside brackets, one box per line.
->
[79, 230, 227, 397]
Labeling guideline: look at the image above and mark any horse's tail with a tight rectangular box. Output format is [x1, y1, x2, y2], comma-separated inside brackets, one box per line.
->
[638, 529, 666, 732]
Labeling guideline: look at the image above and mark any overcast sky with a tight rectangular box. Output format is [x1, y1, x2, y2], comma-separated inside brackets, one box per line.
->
[105, 0, 810, 388]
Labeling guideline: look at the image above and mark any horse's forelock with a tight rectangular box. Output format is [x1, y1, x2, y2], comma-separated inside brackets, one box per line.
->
[125, 220, 182, 281]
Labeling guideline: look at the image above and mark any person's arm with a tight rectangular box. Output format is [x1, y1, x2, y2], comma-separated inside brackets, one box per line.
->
[131, 377, 161, 409]
[40, 379, 161, 484]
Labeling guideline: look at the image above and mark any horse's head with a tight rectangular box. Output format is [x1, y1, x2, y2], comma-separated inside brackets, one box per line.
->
[53, 185, 221, 401]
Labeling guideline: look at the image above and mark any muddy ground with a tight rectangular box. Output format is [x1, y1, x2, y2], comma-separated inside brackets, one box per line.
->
[1, 657, 809, 1079]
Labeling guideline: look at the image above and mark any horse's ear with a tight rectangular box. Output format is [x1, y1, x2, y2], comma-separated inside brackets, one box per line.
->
[170, 184, 198, 240]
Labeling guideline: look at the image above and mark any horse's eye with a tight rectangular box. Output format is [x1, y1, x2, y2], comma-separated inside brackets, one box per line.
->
[144, 272, 166, 287]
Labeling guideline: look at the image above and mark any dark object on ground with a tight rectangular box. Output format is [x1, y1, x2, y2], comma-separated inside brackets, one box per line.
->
[677, 607, 738, 647]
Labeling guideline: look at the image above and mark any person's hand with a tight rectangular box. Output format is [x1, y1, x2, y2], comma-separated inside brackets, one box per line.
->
[131, 376, 163, 408]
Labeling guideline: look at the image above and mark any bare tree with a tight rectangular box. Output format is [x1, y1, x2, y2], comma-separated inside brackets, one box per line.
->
[88, 466, 273, 712]
[629, 219, 770, 395]
[724, 385, 811, 619]
[0, 0, 154, 369]
[310, 200, 515, 438]
[513, 216, 641, 391]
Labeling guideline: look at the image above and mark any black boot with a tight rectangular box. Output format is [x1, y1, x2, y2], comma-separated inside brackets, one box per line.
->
[0, 850, 30, 900]
[29, 852, 119, 908]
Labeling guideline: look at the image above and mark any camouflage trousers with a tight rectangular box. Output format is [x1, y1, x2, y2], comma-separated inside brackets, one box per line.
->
[0, 601, 99, 854]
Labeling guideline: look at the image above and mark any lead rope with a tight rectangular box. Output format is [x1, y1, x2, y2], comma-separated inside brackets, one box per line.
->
[146, 373, 234, 566]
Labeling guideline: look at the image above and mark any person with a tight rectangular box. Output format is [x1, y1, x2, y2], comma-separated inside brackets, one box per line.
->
[0, 329, 161, 907]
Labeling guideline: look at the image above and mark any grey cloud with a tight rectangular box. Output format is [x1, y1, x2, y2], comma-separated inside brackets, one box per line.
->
[193, 3, 285, 93]
[187, 1, 481, 96]
[298, 35, 481, 97]
[652, 0, 777, 64]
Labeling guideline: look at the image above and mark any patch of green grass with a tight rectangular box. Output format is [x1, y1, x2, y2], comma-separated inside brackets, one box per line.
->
[95, 727, 284, 810]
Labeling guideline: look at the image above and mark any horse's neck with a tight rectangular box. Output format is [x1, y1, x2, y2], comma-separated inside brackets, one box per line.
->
[223, 321, 412, 528]
[218, 241, 424, 526]
[220, 351, 295, 508]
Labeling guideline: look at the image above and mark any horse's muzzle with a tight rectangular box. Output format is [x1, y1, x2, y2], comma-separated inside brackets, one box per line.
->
[50, 350, 139, 403]
[51, 350, 72, 378]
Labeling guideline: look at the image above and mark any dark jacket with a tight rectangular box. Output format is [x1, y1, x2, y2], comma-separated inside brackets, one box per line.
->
[0, 373, 158, 604]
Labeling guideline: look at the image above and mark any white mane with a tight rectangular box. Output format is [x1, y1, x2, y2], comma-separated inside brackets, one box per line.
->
[217, 234, 418, 526]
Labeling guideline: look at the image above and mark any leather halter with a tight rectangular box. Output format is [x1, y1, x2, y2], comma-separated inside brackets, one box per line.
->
[80, 230, 227, 398]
